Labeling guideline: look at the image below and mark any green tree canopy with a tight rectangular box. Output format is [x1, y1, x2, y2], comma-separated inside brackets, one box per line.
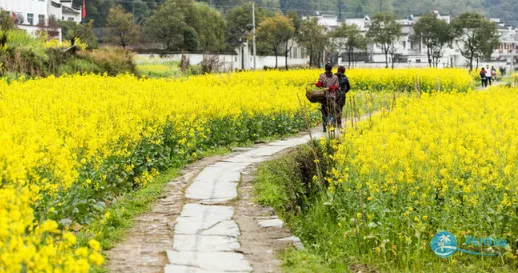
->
[331, 23, 368, 68]
[225, 3, 266, 49]
[257, 13, 295, 68]
[106, 5, 141, 49]
[189, 4, 227, 52]
[144, 0, 187, 50]
[297, 17, 328, 67]
[0, 9, 15, 31]
[413, 13, 454, 67]
[367, 12, 401, 68]
[451, 12, 500, 71]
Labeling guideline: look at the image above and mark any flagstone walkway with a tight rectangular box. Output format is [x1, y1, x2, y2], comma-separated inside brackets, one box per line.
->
[164, 132, 323, 273]
[106, 129, 325, 273]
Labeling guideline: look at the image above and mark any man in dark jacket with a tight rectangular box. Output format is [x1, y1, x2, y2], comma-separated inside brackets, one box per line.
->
[334, 66, 351, 127]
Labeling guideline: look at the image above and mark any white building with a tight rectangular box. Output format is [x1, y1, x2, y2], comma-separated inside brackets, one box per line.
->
[339, 11, 462, 68]
[316, 11, 518, 69]
[0, 0, 82, 40]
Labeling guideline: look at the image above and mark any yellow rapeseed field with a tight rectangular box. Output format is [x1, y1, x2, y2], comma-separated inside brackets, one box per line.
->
[328, 87, 518, 267]
[0, 68, 471, 272]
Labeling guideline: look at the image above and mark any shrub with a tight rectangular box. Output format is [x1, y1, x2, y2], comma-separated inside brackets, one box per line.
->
[80, 47, 136, 76]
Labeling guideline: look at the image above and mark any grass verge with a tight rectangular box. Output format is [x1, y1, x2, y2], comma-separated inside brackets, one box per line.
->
[254, 143, 517, 273]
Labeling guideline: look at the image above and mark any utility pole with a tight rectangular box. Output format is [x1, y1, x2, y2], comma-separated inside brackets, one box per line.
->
[252, 1, 257, 70]
[338, 1, 342, 22]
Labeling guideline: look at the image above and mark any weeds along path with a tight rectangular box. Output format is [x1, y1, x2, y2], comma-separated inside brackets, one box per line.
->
[106, 129, 324, 273]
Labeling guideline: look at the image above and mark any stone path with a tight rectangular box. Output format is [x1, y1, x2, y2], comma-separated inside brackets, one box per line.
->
[164, 131, 323, 273]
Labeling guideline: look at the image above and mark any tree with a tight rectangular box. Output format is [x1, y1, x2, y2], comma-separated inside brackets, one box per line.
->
[282, 10, 302, 70]
[85, 0, 115, 28]
[60, 20, 98, 49]
[413, 13, 454, 67]
[0, 9, 15, 30]
[451, 12, 500, 72]
[225, 3, 266, 49]
[189, 4, 227, 52]
[106, 5, 141, 49]
[297, 17, 329, 67]
[257, 14, 294, 69]
[130, 0, 152, 26]
[367, 12, 401, 68]
[331, 23, 368, 68]
[144, 0, 187, 50]
[183, 27, 200, 51]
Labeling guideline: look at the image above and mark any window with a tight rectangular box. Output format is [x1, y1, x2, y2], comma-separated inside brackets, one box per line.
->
[38, 15, 45, 25]
[27, 13, 34, 25]
[68, 17, 74, 21]
[294, 47, 298, 59]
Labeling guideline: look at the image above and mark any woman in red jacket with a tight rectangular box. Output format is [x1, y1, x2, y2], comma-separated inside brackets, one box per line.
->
[316, 63, 339, 132]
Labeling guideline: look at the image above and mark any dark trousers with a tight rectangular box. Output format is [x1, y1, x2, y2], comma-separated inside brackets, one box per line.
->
[488, 77, 492, 86]
[336, 94, 345, 126]
[321, 103, 329, 131]
[321, 97, 338, 132]
[481, 78, 487, 87]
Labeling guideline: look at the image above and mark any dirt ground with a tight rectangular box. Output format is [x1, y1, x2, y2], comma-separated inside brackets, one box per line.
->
[233, 157, 299, 273]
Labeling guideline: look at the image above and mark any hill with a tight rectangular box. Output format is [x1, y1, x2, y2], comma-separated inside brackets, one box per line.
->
[78, 0, 517, 27]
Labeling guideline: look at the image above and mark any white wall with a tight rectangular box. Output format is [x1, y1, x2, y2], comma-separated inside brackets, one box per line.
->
[136, 53, 309, 72]
[254, 56, 308, 68]
[0, 0, 48, 25]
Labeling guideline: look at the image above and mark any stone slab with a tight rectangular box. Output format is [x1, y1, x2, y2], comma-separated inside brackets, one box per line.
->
[165, 265, 228, 273]
[238, 146, 287, 158]
[173, 235, 240, 252]
[268, 138, 311, 147]
[257, 218, 284, 228]
[175, 220, 240, 237]
[278, 236, 304, 250]
[222, 156, 265, 164]
[174, 205, 238, 237]
[166, 251, 253, 272]
[180, 204, 234, 219]
[186, 181, 238, 201]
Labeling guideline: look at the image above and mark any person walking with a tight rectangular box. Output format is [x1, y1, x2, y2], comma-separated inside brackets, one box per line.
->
[480, 68, 487, 88]
[491, 66, 497, 82]
[485, 65, 492, 86]
[316, 63, 339, 132]
[334, 66, 351, 128]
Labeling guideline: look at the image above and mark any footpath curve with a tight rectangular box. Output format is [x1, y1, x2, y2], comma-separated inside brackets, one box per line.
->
[107, 129, 324, 273]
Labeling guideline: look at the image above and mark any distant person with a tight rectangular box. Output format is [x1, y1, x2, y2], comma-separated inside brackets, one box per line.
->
[316, 63, 339, 132]
[500, 66, 505, 77]
[334, 66, 351, 128]
[491, 66, 497, 81]
[485, 65, 492, 86]
[480, 68, 487, 88]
